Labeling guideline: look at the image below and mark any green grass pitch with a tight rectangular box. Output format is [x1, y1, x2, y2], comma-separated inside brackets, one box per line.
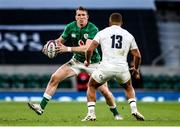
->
[0, 101, 180, 126]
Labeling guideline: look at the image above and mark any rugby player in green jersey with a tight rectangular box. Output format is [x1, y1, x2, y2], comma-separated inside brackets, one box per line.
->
[28, 6, 122, 121]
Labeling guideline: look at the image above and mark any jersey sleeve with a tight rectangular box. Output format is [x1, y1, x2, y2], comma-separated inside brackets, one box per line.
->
[93, 32, 101, 44]
[130, 37, 138, 50]
[61, 24, 71, 40]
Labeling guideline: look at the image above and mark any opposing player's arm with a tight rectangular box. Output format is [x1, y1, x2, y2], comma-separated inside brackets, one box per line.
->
[130, 49, 141, 70]
[129, 48, 141, 79]
[85, 40, 99, 66]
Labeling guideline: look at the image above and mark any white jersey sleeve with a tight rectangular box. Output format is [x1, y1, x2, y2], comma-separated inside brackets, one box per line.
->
[93, 32, 101, 44]
[130, 37, 138, 50]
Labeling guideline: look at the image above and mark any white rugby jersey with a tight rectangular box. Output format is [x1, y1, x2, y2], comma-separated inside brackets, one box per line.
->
[93, 25, 138, 66]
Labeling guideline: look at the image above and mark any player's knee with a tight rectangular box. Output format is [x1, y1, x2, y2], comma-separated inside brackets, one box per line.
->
[49, 73, 60, 86]
[99, 87, 110, 96]
[124, 82, 133, 90]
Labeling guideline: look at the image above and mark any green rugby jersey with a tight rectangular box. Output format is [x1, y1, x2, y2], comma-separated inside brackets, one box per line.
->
[61, 21, 101, 63]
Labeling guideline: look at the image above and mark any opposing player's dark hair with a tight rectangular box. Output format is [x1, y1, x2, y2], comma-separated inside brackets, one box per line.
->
[110, 13, 122, 23]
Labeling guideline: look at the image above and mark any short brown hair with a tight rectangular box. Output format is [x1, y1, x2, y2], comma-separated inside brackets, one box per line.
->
[109, 13, 122, 23]
[76, 6, 88, 15]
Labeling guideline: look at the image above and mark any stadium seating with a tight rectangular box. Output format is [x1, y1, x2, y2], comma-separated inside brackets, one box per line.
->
[0, 74, 73, 89]
[57, 78, 72, 89]
[108, 79, 121, 89]
[39, 74, 50, 88]
[0, 74, 10, 88]
[157, 75, 172, 90]
[25, 74, 41, 88]
[0, 74, 180, 90]
[143, 75, 158, 89]
[11, 74, 25, 88]
[172, 75, 180, 90]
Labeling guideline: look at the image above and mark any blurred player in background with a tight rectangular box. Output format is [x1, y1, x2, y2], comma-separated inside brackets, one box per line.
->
[28, 6, 122, 121]
[83, 12, 144, 121]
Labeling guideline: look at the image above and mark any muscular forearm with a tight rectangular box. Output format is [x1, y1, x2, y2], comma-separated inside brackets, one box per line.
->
[56, 40, 87, 53]
[130, 49, 141, 69]
[86, 50, 93, 63]
[133, 56, 141, 69]
[70, 39, 93, 53]
[71, 45, 87, 53]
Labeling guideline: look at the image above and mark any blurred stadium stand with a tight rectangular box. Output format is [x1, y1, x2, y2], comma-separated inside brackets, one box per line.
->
[155, 0, 180, 67]
[0, 0, 180, 95]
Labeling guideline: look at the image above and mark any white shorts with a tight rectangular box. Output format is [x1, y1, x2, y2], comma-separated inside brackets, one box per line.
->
[92, 62, 131, 85]
[67, 58, 99, 75]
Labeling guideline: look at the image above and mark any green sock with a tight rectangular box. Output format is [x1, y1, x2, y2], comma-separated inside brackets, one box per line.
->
[110, 107, 119, 116]
[40, 97, 49, 110]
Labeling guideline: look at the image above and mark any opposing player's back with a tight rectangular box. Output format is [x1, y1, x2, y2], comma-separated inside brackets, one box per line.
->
[94, 25, 138, 65]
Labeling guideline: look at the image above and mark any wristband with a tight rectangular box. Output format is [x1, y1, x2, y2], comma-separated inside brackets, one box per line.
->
[67, 47, 72, 52]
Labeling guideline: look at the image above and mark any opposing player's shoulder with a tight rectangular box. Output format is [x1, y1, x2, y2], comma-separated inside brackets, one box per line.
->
[102, 27, 110, 32]
[97, 27, 110, 35]
[122, 28, 134, 39]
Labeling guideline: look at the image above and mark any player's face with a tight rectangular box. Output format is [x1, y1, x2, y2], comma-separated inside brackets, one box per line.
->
[75, 10, 89, 28]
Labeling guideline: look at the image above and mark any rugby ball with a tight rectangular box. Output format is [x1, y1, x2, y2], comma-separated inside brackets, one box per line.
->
[46, 40, 57, 59]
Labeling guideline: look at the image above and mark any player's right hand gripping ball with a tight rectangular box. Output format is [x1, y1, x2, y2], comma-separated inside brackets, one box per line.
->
[45, 40, 57, 59]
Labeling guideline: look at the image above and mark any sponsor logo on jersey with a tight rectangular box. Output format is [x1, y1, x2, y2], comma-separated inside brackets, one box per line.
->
[78, 40, 85, 46]
[84, 34, 88, 39]
[71, 33, 76, 38]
